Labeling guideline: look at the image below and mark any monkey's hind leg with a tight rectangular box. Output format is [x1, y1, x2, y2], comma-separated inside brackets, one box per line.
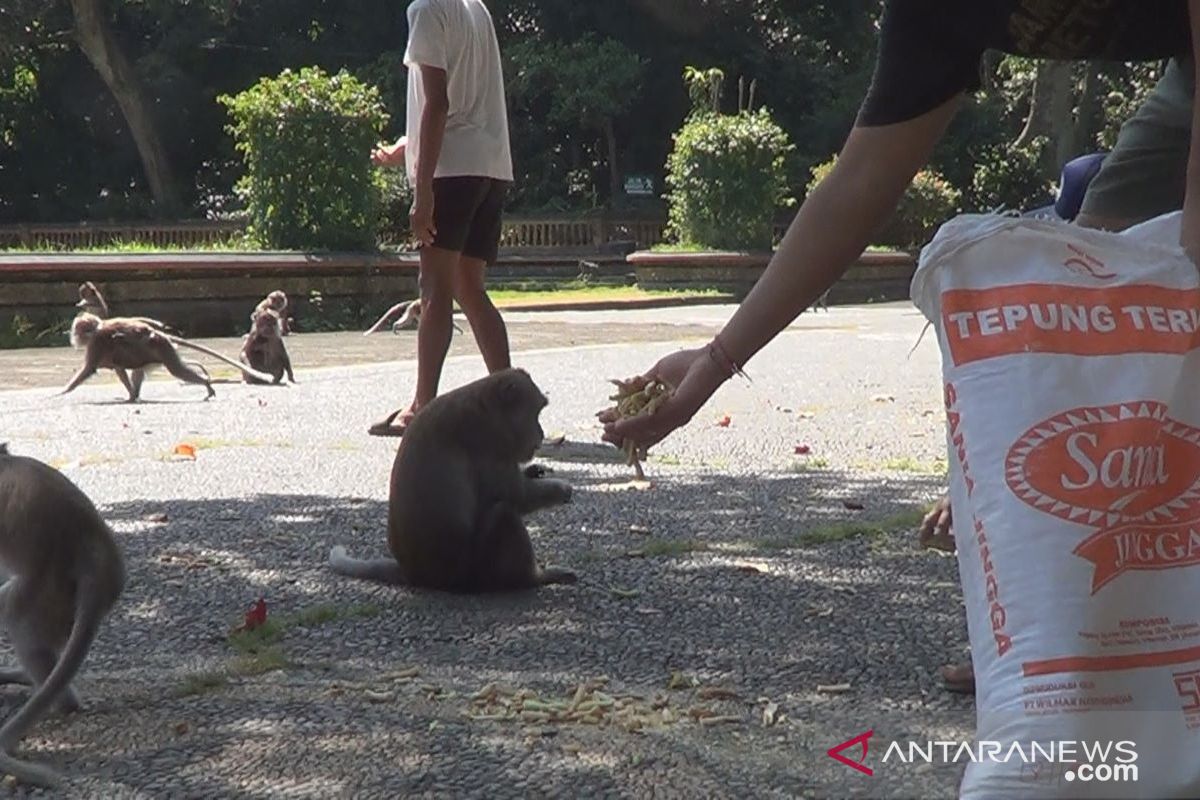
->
[475, 504, 576, 592]
[161, 350, 215, 400]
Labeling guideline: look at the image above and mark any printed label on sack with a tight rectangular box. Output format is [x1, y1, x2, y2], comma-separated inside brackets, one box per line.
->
[940, 284, 1200, 366]
[1005, 401, 1200, 593]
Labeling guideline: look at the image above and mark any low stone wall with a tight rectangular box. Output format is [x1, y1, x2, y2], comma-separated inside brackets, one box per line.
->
[0, 252, 418, 340]
[628, 250, 916, 303]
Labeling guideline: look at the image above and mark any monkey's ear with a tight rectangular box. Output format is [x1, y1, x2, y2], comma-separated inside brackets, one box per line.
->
[493, 374, 530, 409]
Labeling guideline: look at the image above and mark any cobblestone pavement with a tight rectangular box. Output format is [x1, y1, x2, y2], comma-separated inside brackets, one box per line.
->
[0, 303, 974, 799]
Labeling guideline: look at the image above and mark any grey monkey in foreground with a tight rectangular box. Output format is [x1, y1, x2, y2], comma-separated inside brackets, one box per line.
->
[328, 368, 576, 592]
[0, 444, 126, 787]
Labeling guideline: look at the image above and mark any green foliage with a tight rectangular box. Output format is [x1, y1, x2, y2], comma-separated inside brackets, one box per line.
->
[375, 166, 413, 245]
[683, 66, 725, 115]
[218, 67, 388, 251]
[664, 74, 794, 251]
[966, 136, 1054, 213]
[807, 155, 961, 248]
[504, 35, 644, 209]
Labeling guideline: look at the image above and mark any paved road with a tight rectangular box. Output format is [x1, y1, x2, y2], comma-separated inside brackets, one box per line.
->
[0, 302, 972, 799]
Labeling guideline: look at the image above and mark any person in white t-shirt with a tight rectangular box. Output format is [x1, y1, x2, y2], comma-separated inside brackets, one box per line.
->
[368, 0, 514, 436]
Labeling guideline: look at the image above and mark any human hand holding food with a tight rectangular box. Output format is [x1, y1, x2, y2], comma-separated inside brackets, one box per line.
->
[599, 343, 733, 458]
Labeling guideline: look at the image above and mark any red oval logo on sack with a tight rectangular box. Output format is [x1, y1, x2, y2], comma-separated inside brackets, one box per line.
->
[1006, 402, 1200, 526]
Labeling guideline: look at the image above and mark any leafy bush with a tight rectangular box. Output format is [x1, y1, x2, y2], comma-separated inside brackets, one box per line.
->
[966, 136, 1054, 214]
[664, 105, 794, 251]
[375, 166, 413, 246]
[219, 67, 388, 251]
[807, 156, 962, 249]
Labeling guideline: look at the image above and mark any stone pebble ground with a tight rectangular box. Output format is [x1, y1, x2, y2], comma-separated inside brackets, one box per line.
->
[0, 304, 973, 798]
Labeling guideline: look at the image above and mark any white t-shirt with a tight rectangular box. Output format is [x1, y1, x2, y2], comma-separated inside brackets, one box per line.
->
[403, 0, 513, 183]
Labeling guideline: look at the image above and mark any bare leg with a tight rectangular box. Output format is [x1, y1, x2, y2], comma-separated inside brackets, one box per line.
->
[413, 247, 458, 408]
[452, 254, 511, 373]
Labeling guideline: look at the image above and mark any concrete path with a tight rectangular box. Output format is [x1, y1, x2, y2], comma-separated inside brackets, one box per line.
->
[0, 302, 972, 799]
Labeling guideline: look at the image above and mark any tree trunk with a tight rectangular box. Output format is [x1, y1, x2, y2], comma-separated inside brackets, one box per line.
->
[604, 117, 621, 205]
[70, 0, 180, 213]
[1047, 63, 1075, 172]
[1012, 60, 1074, 173]
[1071, 62, 1103, 159]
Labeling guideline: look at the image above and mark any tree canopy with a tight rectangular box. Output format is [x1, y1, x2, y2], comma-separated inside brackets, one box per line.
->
[0, 0, 1163, 223]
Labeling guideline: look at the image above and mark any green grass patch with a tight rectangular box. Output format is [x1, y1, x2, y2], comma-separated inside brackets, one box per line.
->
[231, 647, 290, 676]
[488, 283, 725, 307]
[290, 602, 381, 628]
[178, 437, 292, 452]
[865, 457, 949, 475]
[1, 239, 253, 254]
[883, 455, 945, 474]
[762, 507, 927, 551]
[639, 539, 710, 558]
[181, 601, 382, 692]
[789, 456, 830, 472]
[176, 670, 230, 697]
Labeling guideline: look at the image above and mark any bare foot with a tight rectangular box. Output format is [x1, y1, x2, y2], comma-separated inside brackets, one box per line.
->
[940, 661, 975, 694]
[918, 493, 955, 552]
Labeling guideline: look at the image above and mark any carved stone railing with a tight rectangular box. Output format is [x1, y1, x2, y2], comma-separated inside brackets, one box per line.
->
[0, 215, 671, 252]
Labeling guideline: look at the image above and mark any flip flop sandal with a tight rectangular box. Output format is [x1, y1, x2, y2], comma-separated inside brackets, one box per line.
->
[367, 408, 411, 437]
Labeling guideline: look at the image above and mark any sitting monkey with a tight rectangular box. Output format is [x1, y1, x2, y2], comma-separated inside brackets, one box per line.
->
[329, 368, 576, 592]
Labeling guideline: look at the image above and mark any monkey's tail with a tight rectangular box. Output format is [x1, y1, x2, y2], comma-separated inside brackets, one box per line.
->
[165, 336, 276, 384]
[327, 545, 406, 584]
[0, 574, 112, 788]
[363, 302, 409, 336]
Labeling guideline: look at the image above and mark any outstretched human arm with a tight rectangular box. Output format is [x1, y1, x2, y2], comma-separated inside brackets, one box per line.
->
[1182, 0, 1200, 263]
[602, 95, 963, 449]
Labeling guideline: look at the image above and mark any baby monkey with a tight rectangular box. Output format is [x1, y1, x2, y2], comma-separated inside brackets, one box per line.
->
[251, 290, 291, 336]
[0, 444, 126, 787]
[240, 308, 295, 384]
[329, 368, 576, 593]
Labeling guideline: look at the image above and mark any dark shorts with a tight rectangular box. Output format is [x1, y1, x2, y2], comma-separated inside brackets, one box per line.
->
[429, 176, 508, 264]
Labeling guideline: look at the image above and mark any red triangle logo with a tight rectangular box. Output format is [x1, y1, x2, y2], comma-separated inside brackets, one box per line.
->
[827, 729, 874, 776]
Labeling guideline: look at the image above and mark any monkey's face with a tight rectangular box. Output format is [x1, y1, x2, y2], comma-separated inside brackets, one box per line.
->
[69, 314, 100, 348]
[489, 369, 548, 462]
[255, 310, 281, 336]
[267, 291, 287, 310]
